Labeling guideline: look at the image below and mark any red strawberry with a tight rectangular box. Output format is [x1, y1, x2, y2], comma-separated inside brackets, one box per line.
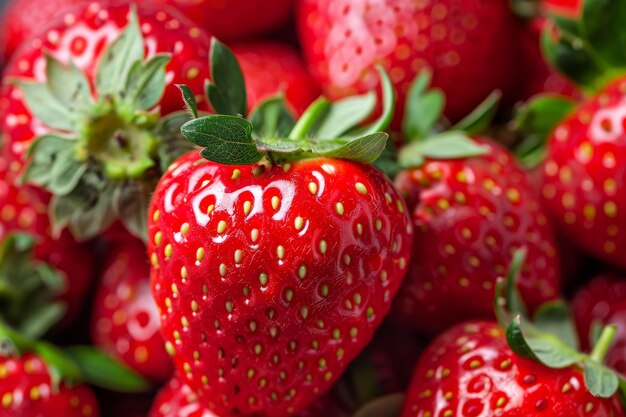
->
[391, 137, 560, 335]
[0, 352, 100, 417]
[297, 0, 522, 124]
[572, 274, 626, 374]
[0, 153, 94, 329]
[400, 321, 625, 417]
[542, 0, 582, 18]
[150, 0, 294, 41]
[150, 377, 348, 417]
[0, 2, 212, 241]
[230, 42, 321, 116]
[91, 237, 173, 383]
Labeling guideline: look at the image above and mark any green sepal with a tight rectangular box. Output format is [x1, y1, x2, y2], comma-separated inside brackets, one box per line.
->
[503, 248, 529, 320]
[154, 111, 197, 172]
[95, 8, 144, 98]
[402, 69, 445, 142]
[398, 132, 488, 169]
[288, 97, 331, 140]
[124, 54, 171, 110]
[13, 80, 76, 131]
[113, 180, 152, 244]
[352, 393, 405, 417]
[178, 84, 199, 119]
[44, 54, 92, 113]
[64, 346, 151, 393]
[505, 316, 541, 362]
[206, 38, 247, 117]
[373, 140, 401, 179]
[452, 90, 501, 135]
[310, 133, 388, 163]
[533, 300, 580, 350]
[250, 96, 296, 139]
[580, 0, 626, 70]
[513, 94, 576, 168]
[584, 360, 619, 398]
[181, 115, 264, 165]
[312, 92, 376, 139]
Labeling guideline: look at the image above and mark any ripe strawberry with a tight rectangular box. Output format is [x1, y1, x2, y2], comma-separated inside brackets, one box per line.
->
[572, 274, 626, 374]
[231, 42, 321, 116]
[150, 377, 348, 417]
[149, 40, 410, 417]
[297, 0, 522, 124]
[91, 237, 173, 383]
[400, 321, 625, 417]
[0, 352, 100, 417]
[150, 0, 294, 41]
[0, 2, 211, 241]
[0, 153, 94, 329]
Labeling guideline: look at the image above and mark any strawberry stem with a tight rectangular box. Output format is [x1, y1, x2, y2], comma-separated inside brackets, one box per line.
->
[590, 325, 618, 363]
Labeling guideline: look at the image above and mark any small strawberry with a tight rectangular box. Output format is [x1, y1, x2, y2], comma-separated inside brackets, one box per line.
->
[0, 352, 100, 417]
[388, 72, 560, 335]
[91, 237, 173, 384]
[297, 0, 522, 124]
[0, 2, 211, 241]
[0, 153, 94, 330]
[149, 41, 411, 417]
[231, 42, 321, 116]
[572, 274, 626, 374]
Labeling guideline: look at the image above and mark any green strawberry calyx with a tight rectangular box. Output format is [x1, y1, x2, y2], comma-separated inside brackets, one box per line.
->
[0, 320, 150, 393]
[14, 8, 194, 242]
[0, 233, 67, 339]
[495, 249, 626, 399]
[178, 39, 395, 166]
[394, 69, 500, 172]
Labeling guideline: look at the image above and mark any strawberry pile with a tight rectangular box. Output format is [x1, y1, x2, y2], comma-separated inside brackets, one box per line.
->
[1, 0, 626, 416]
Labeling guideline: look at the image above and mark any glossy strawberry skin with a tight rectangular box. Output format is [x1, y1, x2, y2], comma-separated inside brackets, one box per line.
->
[297, 0, 521, 124]
[0, 154, 94, 326]
[148, 151, 413, 417]
[400, 321, 625, 417]
[231, 42, 321, 116]
[572, 274, 626, 374]
[0, 2, 211, 165]
[392, 138, 560, 335]
[91, 237, 173, 384]
[0, 353, 100, 417]
[541, 79, 626, 270]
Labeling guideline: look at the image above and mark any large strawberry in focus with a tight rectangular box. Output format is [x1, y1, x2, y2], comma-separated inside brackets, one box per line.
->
[388, 72, 560, 335]
[91, 237, 173, 383]
[0, 2, 211, 241]
[0, 154, 93, 331]
[149, 41, 411, 417]
[0, 352, 100, 417]
[231, 42, 321, 116]
[572, 274, 626, 374]
[297, 0, 521, 124]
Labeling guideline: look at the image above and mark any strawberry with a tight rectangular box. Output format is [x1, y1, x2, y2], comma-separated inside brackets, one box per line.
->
[150, 377, 348, 417]
[296, 0, 522, 125]
[400, 320, 625, 417]
[388, 72, 560, 335]
[91, 237, 173, 383]
[150, 0, 294, 41]
[572, 274, 626, 374]
[0, 2, 211, 241]
[0, 352, 100, 417]
[149, 41, 411, 416]
[230, 42, 321, 116]
[0, 153, 94, 330]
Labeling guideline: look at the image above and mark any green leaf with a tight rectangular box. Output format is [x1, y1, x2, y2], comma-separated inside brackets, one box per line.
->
[313, 92, 377, 139]
[398, 132, 488, 168]
[177, 84, 199, 118]
[504, 248, 529, 320]
[44, 54, 92, 113]
[288, 97, 331, 140]
[48, 150, 88, 196]
[314, 133, 389, 163]
[514, 94, 576, 168]
[255, 138, 302, 153]
[453, 90, 501, 135]
[114, 180, 151, 243]
[346, 66, 396, 138]
[14, 81, 75, 131]
[65, 346, 151, 392]
[181, 115, 263, 165]
[584, 361, 619, 398]
[506, 317, 540, 361]
[20, 303, 67, 340]
[206, 38, 247, 117]
[124, 54, 170, 110]
[95, 9, 144, 97]
[402, 69, 445, 141]
[22, 134, 75, 187]
[63, 182, 118, 241]
[580, 0, 626, 69]
[525, 332, 584, 368]
[533, 300, 580, 350]
[250, 96, 296, 139]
